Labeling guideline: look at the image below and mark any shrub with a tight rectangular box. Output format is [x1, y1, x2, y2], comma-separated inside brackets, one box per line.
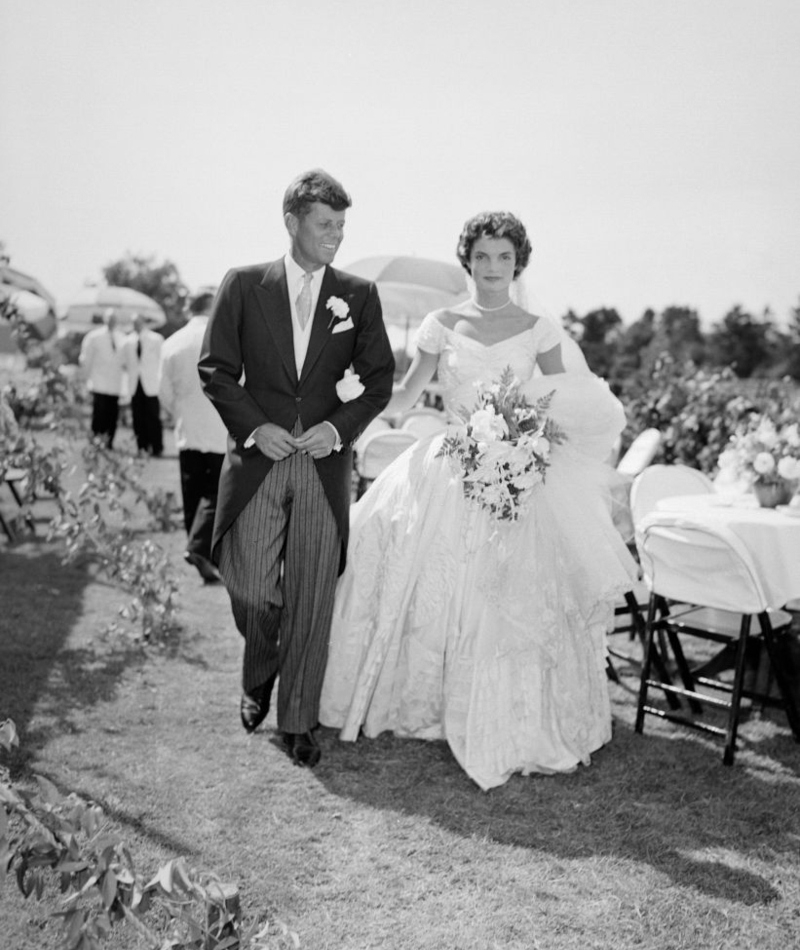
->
[621, 355, 800, 474]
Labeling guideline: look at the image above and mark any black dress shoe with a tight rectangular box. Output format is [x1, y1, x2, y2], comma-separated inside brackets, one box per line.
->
[184, 551, 222, 584]
[282, 730, 321, 767]
[239, 675, 277, 733]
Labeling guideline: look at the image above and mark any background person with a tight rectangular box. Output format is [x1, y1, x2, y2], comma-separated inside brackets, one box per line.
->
[123, 313, 164, 456]
[78, 308, 124, 449]
[158, 290, 227, 583]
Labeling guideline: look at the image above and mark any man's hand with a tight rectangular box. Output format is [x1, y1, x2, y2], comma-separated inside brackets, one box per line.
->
[252, 423, 297, 460]
[293, 423, 336, 459]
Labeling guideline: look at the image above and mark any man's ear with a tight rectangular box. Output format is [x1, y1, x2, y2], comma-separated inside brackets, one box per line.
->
[284, 212, 298, 237]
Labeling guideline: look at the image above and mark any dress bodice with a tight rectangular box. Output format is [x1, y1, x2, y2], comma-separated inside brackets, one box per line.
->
[416, 313, 560, 420]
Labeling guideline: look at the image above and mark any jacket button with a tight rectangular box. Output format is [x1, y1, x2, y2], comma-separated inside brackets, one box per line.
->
[295, 396, 301, 403]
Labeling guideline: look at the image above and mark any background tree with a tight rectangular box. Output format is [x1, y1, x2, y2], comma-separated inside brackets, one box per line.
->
[563, 307, 623, 380]
[705, 305, 774, 377]
[784, 299, 800, 382]
[103, 252, 189, 337]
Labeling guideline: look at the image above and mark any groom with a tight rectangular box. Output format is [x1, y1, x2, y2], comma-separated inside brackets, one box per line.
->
[199, 169, 394, 767]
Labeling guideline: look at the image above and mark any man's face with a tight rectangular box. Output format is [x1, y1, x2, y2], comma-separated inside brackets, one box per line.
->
[287, 202, 346, 272]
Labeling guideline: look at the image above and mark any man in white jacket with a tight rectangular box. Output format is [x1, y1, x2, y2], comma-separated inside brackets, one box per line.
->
[123, 313, 164, 456]
[79, 310, 124, 449]
[158, 291, 228, 582]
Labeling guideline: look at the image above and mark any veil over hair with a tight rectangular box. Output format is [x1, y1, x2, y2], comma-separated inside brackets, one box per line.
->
[507, 277, 591, 375]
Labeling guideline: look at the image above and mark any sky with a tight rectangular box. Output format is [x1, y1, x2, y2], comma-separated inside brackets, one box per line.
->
[2, 0, 799, 328]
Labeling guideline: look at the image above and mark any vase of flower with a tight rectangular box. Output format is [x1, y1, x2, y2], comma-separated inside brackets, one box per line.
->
[717, 415, 800, 507]
[753, 478, 793, 509]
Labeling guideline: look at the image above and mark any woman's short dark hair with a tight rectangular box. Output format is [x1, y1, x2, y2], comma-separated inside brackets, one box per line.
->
[456, 211, 532, 278]
[283, 168, 352, 218]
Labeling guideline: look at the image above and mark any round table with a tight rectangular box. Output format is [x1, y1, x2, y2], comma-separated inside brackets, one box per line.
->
[653, 493, 800, 607]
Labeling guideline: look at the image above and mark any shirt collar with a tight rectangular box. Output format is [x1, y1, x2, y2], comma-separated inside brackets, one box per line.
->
[284, 253, 325, 292]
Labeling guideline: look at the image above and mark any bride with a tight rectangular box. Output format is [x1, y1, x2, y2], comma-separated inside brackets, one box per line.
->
[319, 211, 639, 791]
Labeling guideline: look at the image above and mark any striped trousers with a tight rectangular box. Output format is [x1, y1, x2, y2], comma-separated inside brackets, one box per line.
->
[218, 433, 340, 734]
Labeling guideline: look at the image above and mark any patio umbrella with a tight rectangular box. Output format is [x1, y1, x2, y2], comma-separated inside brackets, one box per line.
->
[1, 263, 59, 349]
[63, 284, 166, 334]
[343, 257, 468, 357]
[345, 255, 467, 296]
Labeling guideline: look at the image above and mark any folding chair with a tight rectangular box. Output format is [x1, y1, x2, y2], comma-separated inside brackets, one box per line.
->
[634, 514, 800, 765]
[399, 407, 448, 440]
[616, 428, 662, 478]
[629, 464, 714, 528]
[608, 466, 713, 679]
[608, 429, 662, 544]
[353, 417, 391, 457]
[1, 467, 35, 541]
[353, 430, 418, 499]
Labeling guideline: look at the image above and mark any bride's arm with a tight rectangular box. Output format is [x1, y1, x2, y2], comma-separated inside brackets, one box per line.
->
[537, 344, 565, 375]
[383, 349, 439, 415]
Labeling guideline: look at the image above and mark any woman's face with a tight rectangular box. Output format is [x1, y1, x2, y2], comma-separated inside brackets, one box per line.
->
[469, 235, 516, 295]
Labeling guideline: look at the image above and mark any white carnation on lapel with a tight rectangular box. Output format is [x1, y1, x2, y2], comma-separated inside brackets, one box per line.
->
[326, 296, 350, 328]
[336, 368, 365, 402]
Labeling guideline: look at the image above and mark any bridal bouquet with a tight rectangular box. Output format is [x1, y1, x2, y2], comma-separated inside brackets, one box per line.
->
[438, 367, 567, 522]
[717, 414, 800, 487]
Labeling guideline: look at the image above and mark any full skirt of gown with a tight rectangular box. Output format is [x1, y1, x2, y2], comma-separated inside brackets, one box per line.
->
[319, 372, 639, 791]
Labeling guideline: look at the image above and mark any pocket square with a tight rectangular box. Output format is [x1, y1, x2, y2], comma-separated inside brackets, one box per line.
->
[332, 317, 354, 334]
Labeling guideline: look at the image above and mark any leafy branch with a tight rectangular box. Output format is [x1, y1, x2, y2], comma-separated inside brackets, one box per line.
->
[1, 720, 299, 950]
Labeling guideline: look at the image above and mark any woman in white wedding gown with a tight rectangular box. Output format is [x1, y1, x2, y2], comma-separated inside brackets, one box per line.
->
[319, 212, 639, 790]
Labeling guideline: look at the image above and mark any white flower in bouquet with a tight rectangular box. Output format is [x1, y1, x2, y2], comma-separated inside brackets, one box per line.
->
[470, 406, 508, 443]
[437, 366, 567, 522]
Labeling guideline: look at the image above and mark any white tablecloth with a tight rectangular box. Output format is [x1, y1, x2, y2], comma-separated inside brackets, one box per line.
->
[653, 493, 800, 608]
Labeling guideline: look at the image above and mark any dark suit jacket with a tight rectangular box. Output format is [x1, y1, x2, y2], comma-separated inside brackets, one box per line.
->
[198, 259, 395, 571]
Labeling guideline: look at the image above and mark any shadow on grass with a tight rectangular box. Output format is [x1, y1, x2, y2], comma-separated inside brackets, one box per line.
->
[0, 542, 150, 776]
[314, 715, 799, 907]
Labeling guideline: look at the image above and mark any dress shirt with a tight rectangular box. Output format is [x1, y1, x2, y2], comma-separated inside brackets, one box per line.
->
[79, 326, 125, 395]
[284, 253, 324, 376]
[158, 316, 229, 453]
[123, 327, 164, 396]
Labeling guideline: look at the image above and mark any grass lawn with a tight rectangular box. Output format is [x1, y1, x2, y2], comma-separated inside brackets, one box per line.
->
[2, 431, 800, 949]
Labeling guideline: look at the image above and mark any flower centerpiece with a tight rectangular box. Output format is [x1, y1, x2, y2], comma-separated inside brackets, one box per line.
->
[437, 367, 566, 522]
[717, 414, 800, 507]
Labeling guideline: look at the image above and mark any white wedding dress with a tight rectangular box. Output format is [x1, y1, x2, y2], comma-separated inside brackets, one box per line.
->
[319, 313, 639, 790]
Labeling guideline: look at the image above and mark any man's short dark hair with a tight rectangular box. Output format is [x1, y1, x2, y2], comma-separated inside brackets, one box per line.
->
[282, 168, 352, 218]
[189, 291, 215, 315]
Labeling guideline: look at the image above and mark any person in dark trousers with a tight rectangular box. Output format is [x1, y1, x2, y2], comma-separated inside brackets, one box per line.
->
[198, 168, 395, 767]
[159, 291, 227, 583]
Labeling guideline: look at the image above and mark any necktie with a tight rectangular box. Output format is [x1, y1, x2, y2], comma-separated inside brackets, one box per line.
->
[137, 336, 142, 358]
[296, 272, 313, 330]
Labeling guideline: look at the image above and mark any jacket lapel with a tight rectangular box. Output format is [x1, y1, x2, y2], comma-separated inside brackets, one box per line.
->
[301, 267, 342, 383]
[254, 260, 298, 386]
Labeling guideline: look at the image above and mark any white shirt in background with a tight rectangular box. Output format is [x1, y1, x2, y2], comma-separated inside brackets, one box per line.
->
[158, 316, 228, 453]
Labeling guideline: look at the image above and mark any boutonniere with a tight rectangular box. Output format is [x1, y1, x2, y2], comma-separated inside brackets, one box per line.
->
[336, 368, 365, 402]
[326, 296, 350, 330]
